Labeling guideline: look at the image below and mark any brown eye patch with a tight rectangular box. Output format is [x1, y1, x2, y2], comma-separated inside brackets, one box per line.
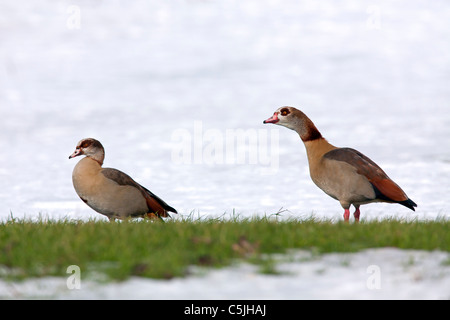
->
[280, 108, 290, 116]
[81, 140, 93, 148]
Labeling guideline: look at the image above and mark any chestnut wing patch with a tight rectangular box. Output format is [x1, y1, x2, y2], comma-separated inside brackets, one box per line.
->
[101, 168, 177, 217]
[323, 148, 409, 202]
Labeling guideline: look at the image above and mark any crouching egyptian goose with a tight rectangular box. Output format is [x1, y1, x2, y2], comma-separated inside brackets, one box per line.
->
[263, 106, 417, 221]
[69, 138, 177, 221]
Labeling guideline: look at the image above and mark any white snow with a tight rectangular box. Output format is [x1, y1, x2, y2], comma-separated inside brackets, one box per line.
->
[1, 0, 449, 300]
[1, 0, 449, 221]
[1, 248, 449, 299]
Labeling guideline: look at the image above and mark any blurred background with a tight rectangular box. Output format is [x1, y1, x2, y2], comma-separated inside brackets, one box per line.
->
[1, 0, 449, 221]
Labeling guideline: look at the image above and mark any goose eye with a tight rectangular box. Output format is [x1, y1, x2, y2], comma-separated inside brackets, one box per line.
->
[280, 108, 290, 116]
[81, 140, 92, 149]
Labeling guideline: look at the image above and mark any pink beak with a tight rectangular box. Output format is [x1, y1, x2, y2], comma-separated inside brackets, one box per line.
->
[263, 112, 279, 124]
[69, 148, 82, 159]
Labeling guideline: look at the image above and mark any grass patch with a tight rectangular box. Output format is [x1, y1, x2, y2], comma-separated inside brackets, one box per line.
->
[1, 216, 449, 281]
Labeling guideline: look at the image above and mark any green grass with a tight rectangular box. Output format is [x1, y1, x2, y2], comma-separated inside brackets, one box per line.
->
[1, 215, 449, 281]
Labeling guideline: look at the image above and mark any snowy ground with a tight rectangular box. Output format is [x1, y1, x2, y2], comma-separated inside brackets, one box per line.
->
[1, 0, 449, 222]
[1, 0, 449, 300]
[2, 248, 449, 299]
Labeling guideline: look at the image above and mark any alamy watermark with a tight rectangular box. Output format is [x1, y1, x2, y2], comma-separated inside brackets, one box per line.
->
[66, 5, 81, 30]
[366, 5, 382, 30]
[366, 265, 381, 290]
[171, 121, 279, 175]
[66, 265, 81, 290]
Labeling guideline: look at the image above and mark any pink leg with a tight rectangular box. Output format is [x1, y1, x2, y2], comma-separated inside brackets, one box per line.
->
[354, 207, 361, 222]
[343, 209, 350, 222]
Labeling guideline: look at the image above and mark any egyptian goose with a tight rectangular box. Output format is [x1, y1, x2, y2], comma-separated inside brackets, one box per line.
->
[263, 106, 417, 221]
[69, 138, 177, 221]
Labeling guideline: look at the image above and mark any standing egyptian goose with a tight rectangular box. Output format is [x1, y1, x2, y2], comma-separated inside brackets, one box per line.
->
[69, 138, 177, 221]
[263, 106, 417, 221]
